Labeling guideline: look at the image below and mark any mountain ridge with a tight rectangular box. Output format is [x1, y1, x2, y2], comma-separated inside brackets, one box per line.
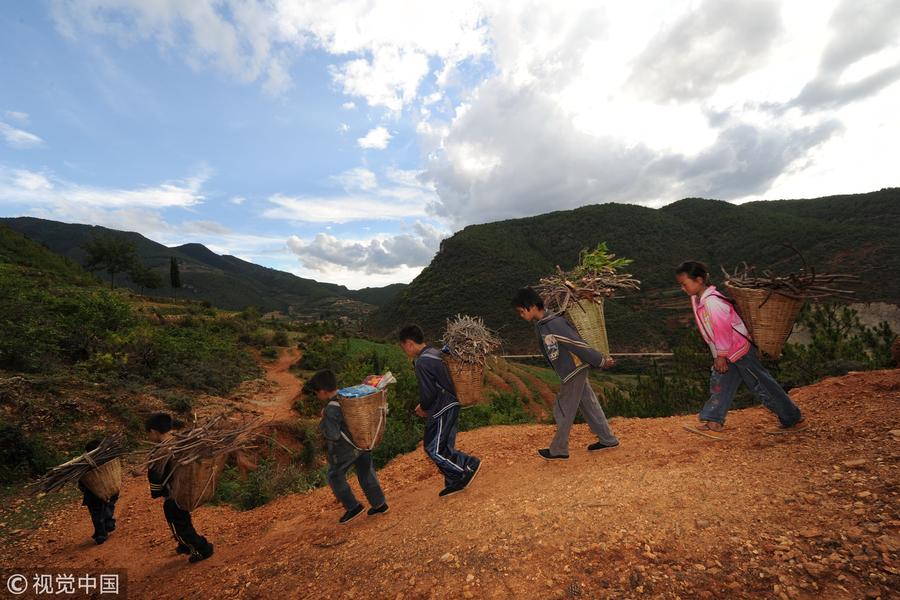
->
[369, 188, 900, 351]
[0, 216, 406, 316]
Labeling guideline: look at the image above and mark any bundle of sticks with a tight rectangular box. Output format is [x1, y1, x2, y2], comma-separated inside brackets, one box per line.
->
[441, 314, 502, 365]
[145, 415, 262, 471]
[723, 263, 860, 300]
[31, 433, 131, 494]
[536, 266, 642, 313]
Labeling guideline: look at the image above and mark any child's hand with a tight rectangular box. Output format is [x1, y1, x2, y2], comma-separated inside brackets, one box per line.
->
[602, 356, 615, 369]
[320, 407, 325, 417]
[713, 356, 729, 373]
[414, 404, 427, 418]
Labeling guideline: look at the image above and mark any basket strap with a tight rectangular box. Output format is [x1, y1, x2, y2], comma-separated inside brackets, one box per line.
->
[83, 452, 98, 469]
[710, 292, 758, 349]
[192, 464, 218, 512]
[339, 404, 388, 452]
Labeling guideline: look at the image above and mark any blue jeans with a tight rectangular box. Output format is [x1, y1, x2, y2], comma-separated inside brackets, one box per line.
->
[700, 348, 803, 426]
[424, 405, 479, 486]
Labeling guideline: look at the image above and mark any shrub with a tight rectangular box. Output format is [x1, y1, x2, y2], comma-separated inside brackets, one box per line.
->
[0, 424, 60, 484]
[272, 330, 290, 347]
[158, 391, 194, 413]
[459, 392, 535, 430]
[214, 460, 327, 510]
[776, 304, 895, 388]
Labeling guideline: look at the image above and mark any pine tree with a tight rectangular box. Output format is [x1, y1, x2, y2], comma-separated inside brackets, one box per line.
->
[170, 256, 182, 299]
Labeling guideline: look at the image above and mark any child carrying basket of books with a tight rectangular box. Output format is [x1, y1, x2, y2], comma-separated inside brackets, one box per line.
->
[312, 370, 389, 525]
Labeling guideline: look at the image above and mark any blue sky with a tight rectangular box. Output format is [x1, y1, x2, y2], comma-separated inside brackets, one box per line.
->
[1, 1, 898, 287]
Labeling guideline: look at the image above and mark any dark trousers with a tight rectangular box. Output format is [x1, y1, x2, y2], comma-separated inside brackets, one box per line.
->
[327, 447, 386, 511]
[83, 492, 118, 541]
[423, 405, 479, 486]
[163, 498, 212, 557]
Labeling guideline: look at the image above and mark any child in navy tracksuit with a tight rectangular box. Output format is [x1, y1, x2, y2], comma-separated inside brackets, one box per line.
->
[309, 370, 388, 525]
[512, 287, 620, 459]
[77, 439, 118, 544]
[399, 324, 481, 497]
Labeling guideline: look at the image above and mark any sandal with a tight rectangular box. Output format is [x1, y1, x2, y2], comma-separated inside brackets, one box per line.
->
[697, 421, 724, 432]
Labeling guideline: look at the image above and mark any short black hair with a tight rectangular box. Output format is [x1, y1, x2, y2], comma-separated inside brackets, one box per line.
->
[84, 439, 102, 453]
[511, 287, 544, 310]
[398, 324, 425, 344]
[675, 261, 710, 281]
[144, 412, 183, 434]
[307, 369, 337, 393]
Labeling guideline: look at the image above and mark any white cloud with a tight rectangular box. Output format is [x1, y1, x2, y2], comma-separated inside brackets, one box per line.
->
[341, 101, 356, 110]
[0, 165, 206, 209]
[4, 111, 29, 123]
[264, 193, 426, 224]
[286, 221, 447, 274]
[337, 122, 350, 134]
[332, 167, 377, 191]
[413, 0, 895, 226]
[357, 126, 391, 149]
[263, 165, 436, 224]
[52, 0, 489, 103]
[332, 47, 430, 111]
[229, 195, 246, 205]
[0, 122, 44, 149]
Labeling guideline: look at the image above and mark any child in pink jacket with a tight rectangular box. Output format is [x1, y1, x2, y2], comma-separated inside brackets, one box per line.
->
[676, 261, 804, 432]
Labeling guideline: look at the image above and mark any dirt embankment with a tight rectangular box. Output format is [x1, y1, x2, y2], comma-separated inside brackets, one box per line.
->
[2, 369, 898, 600]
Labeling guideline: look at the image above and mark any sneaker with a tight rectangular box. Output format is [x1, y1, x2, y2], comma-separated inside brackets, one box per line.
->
[587, 440, 620, 452]
[176, 544, 191, 555]
[188, 543, 214, 563]
[460, 460, 482, 490]
[93, 535, 108, 545]
[367, 503, 389, 516]
[339, 504, 365, 524]
[538, 448, 569, 461]
[438, 483, 465, 498]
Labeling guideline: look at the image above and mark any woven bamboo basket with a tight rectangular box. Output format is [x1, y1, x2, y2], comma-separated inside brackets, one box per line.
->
[168, 454, 227, 512]
[443, 355, 484, 407]
[567, 298, 611, 356]
[338, 389, 388, 451]
[725, 284, 804, 358]
[79, 458, 122, 502]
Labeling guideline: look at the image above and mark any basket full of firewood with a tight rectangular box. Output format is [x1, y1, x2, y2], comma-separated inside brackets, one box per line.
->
[441, 315, 501, 406]
[723, 249, 859, 358]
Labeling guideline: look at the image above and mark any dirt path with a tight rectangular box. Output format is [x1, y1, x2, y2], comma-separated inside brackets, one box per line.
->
[3, 370, 898, 599]
[237, 346, 303, 422]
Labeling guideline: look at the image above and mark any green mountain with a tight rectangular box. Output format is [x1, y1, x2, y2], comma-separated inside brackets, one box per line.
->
[369, 188, 900, 352]
[0, 217, 406, 316]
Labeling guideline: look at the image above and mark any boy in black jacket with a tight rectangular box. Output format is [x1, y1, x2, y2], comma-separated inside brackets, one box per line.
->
[311, 370, 388, 525]
[399, 324, 481, 497]
[513, 287, 619, 459]
[145, 412, 214, 563]
[77, 439, 118, 544]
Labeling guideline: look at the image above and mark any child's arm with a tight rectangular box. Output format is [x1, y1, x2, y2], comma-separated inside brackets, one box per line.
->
[555, 320, 607, 367]
[705, 296, 736, 359]
[413, 360, 439, 412]
[319, 404, 343, 442]
[148, 463, 168, 498]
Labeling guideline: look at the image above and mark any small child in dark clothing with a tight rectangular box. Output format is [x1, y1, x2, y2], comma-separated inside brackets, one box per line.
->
[145, 412, 215, 563]
[77, 439, 118, 545]
[310, 370, 388, 525]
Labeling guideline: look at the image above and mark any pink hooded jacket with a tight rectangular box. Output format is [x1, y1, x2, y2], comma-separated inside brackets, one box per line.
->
[691, 285, 752, 362]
